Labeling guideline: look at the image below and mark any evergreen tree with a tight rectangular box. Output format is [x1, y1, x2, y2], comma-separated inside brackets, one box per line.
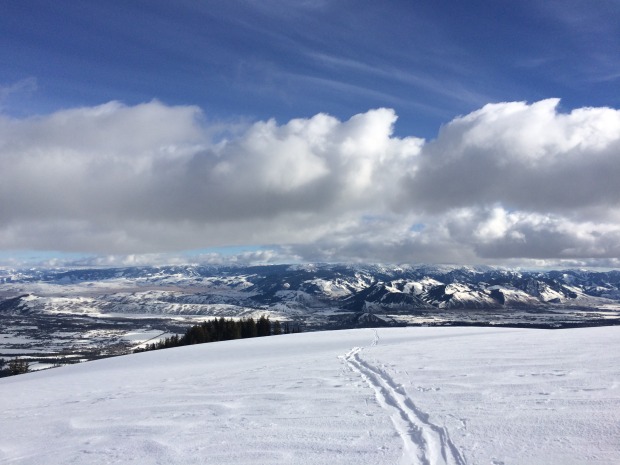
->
[242, 317, 257, 338]
[7, 358, 29, 376]
[224, 319, 241, 340]
[257, 315, 271, 336]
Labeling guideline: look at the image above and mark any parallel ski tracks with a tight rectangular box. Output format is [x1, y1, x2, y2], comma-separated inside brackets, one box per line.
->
[342, 330, 466, 465]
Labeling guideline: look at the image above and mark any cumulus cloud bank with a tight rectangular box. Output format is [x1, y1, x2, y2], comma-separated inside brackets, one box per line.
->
[1, 98, 619, 266]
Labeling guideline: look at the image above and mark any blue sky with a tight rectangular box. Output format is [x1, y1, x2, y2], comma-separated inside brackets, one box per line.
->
[3, 0, 618, 136]
[1, 0, 620, 267]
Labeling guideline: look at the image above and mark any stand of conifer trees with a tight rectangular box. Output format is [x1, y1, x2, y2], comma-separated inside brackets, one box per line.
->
[0, 358, 30, 377]
[136, 316, 301, 353]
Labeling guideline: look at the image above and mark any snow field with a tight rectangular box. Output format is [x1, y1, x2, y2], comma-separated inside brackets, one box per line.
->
[1, 326, 619, 464]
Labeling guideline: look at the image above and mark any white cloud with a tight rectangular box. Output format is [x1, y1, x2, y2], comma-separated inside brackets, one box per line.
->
[405, 99, 620, 215]
[1, 99, 620, 266]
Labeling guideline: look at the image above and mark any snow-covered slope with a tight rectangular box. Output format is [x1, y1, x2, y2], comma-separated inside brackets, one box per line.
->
[1, 327, 618, 465]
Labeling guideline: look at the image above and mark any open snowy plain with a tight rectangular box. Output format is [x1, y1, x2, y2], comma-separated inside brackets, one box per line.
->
[1, 326, 618, 465]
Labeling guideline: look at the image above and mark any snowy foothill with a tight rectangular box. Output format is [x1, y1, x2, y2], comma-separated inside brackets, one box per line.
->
[1, 326, 619, 464]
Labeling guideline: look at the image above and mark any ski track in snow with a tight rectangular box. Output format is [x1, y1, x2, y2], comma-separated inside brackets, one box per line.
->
[2, 327, 620, 464]
[342, 329, 466, 465]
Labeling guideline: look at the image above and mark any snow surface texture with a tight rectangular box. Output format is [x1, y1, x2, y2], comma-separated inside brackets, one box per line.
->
[1, 327, 619, 464]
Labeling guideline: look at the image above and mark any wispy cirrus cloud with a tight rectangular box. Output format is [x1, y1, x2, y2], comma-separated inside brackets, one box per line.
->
[0, 77, 37, 110]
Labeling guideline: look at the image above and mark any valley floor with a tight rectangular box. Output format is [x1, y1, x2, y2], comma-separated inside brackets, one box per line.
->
[0, 326, 618, 464]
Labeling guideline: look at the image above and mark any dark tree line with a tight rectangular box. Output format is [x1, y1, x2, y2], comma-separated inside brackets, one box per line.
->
[0, 358, 30, 377]
[136, 316, 301, 353]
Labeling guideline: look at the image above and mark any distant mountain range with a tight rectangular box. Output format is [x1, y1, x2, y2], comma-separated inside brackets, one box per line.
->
[2, 264, 620, 322]
[2, 264, 620, 365]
